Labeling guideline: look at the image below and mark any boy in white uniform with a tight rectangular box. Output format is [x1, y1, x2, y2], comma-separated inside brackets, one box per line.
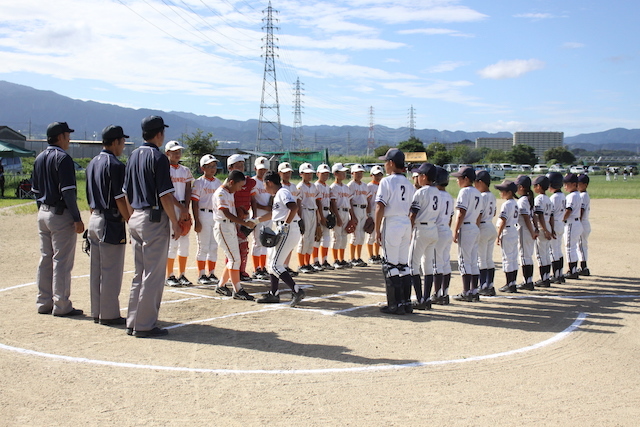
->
[577, 174, 591, 276]
[164, 140, 194, 287]
[532, 175, 553, 288]
[563, 173, 583, 280]
[348, 163, 370, 267]
[191, 154, 222, 285]
[257, 171, 306, 307]
[212, 170, 257, 300]
[375, 149, 415, 314]
[278, 162, 300, 277]
[313, 164, 334, 271]
[433, 166, 454, 304]
[474, 170, 498, 296]
[330, 163, 355, 269]
[250, 157, 272, 280]
[297, 162, 320, 273]
[547, 172, 566, 284]
[495, 180, 520, 293]
[366, 165, 384, 264]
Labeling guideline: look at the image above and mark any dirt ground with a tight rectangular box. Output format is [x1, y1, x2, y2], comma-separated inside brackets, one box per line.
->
[0, 199, 638, 426]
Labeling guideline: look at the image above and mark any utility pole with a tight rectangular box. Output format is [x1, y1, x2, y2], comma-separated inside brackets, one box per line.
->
[408, 105, 416, 139]
[346, 131, 351, 155]
[367, 106, 375, 156]
[256, 1, 283, 152]
[291, 77, 304, 151]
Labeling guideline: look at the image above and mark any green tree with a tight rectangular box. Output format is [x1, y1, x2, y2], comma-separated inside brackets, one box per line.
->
[484, 149, 508, 163]
[430, 150, 452, 166]
[179, 129, 218, 171]
[508, 144, 537, 166]
[544, 146, 576, 164]
[374, 144, 391, 158]
[397, 136, 426, 153]
[426, 142, 446, 158]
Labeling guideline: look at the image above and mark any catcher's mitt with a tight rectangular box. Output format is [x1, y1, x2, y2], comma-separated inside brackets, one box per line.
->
[314, 223, 323, 242]
[179, 216, 192, 236]
[345, 219, 357, 234]
[326, 213, 337, 229]
[363, 216, 375, 234]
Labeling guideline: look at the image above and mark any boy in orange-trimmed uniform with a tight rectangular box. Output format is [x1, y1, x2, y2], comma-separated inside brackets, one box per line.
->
[297, 163, 321, 273]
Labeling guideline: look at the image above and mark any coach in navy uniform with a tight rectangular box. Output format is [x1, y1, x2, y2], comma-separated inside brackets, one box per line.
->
[32, 122, 85, 317]
[86, 125, 132, 326]
[123, 116, 180, 338]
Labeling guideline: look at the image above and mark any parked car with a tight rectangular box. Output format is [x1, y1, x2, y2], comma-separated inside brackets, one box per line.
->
[570, 165, 586, 174]
[549, 164, 567, 173]
[533, 164, 549, 173]
[0, 157, 22, 174]
[444, 164, 458, 172]
[500, 163, 513, 171]
[517, 164, 532, 172]
[486, 165, 505, 181]
[587, 166, 601, 174]
[625, 165, 638, 174]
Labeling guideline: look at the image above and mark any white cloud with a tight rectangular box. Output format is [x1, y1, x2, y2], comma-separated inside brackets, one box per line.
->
[398, 28, 474, 37]
[514, 13, 556, 19]
[562, 42, 585, 49]
[477, 59, 545, 79]
[427, 61, 467, 73]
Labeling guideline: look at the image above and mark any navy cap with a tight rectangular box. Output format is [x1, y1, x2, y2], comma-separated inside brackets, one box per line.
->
[578, 174, 590, 184]
[379, 148, 405, 165]
[46, 122, 74, 138]
[416, 162, 437, 181]
[533, 175, 550, 188]
[102, 125, 129, 140]
[141, 115, 169, 132]
[475, 170, 491, 186]
[451, 166, 476, 181]
[546, 172, 564, 188]
[515, 174, 531, 187]
[495, 180, 517, 194]
[434, 166, 449, 186]
[563, 173, 579, 183]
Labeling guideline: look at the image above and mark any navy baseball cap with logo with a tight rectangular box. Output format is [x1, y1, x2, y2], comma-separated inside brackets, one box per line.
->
[102, 125, 129, 140]
[141, 115, 169, 132]
[46, 122, 74, 138]
[563, 173, 579, 183]
[451, 166, 476, 181]
[475, 170, 491, 186]
[416, 162, 437, 181]
[515, 174, 532, 187]
[379, 148, 405, 165]
[495, 179, 517, 194]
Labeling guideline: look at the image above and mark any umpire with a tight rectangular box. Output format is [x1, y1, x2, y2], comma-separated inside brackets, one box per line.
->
[32, 122, 84, 317]
[86, 125, 132, 326]
[123, 116, 180, 338]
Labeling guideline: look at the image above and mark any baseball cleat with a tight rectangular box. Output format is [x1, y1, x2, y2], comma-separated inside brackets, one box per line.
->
[312, 261, 324, 272]
[535, 279, 551, 288]
[478, 287, 496, 296]
[516, 281, 535, 291]
[208, 273, 219, 284]
[299, 265, 315, 274]
[334, 261, 345, 270]
[197, 275, 211, 285]
[215, 284, 232, 297]
[380, 304, 405, 315]
[257, 292, 280, 304]
[413, 299, 432, 310]
[165, 275, 181, 287]
[178, 274, 193, 287]
[552, 275, 565, 284]
[499, 284, 517, 293]
[578, 268, 590, 276]
[290, 289, 306, 307]
[240, 272, 253, 282]
[355, 258, 368, 267]
[233, 288, 255, 301]
[564, 271, 580, 280]
[321, 261, 335, 270]
[453, 293, 473, 302]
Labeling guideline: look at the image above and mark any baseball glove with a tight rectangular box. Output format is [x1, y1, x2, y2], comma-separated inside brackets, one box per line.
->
[326, 213, 337, 229]
[179, 216, 192, 236]
[345, 219, 357, 234]
[314, 223, 323, 242]
[363, 216, 375, 234]
[298, 219, 305, 235]
[239, 225, 254, 238]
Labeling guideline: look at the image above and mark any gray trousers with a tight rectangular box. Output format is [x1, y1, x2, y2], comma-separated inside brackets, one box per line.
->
[126, 209, 170, 332]
[36, 206, 77, 315]
[88, 211, 126, 320]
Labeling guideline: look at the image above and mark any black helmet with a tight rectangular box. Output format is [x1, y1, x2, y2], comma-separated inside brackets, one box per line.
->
[434, 166, 449, 186]
[259, 225, 281, 248]
[546, 172, 563, 189]
[325, 213, 337, 229]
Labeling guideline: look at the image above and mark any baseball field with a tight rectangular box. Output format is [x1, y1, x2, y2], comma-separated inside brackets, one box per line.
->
[0, 198, 638, 426]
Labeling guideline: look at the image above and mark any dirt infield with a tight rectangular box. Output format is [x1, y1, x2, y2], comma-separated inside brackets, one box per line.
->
[1, 199, 639, 426]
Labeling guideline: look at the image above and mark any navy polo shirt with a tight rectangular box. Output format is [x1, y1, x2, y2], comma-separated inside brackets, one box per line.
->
[86, 149, 126, 211]
[32, 145, 77, 206]
[123, 142, 174, 209]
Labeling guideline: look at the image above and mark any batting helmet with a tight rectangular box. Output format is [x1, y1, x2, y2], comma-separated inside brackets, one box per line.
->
[326, 213, 337, 229]
[434, 166, 449, 187]
[259, 225, 281, 248]
[546, 172, 563, 189]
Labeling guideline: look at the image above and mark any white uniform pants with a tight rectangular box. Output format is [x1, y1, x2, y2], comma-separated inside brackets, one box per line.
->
[349, 206, 367, 245]
[331, 209, 350, 250]
[196, 209, 217, 262]
[500, 227, 519, 273]
[267, 221, 302, 276]
[517, 224, 535, 266]
[578, 220, 590, 262]
[434, 226, 452, 275]
[457, 223, 480, 276]
[477, 222, 497, 270]
[564, 218, 583, 263]
[297, 208, 317, 255]
[550, 220, 565, 262]
[535, 234, 552, 267]
[381, 216, 411, 276]
[168, 205, 189, 258]
[214, 220, 241, 270]
[408, 223, 438, 276]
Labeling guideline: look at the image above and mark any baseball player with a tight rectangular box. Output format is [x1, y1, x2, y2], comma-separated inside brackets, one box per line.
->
[375, 148, 415, 314]
[330, 163, 355, 269]
[313, 163, 334, 270]
[33, 121, 85, 317]
[532, 175, 553, 288]
[451, 167, 482, 302]
[86, 125, 131, 325]
[191, 154, 222, 285]
[408, 163, 440, 310]
[547, 172, 566, 283]
[577, 174, 591, 276]
[227, 154, 256, 282]
[432, 166, 454, 304]
[123, 115, 180, 337]
[250, 156, 272, 280]
[515, 175, 538, 291]
[474, 170, 498, 296]
[366, 165, 384, 264]
[348, 163, 370, 267]
[164, 140, 194, 287]
[495, 180, 520, 293]
[278, 162, 300, 277]
[297, 162, 320, 273]
[212, 170, 256, 300]
[563, 173, 583, 279]
[257, 171, 306, 306]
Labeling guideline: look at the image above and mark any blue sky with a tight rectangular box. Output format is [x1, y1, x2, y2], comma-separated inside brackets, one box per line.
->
[0, 0, 638, 138]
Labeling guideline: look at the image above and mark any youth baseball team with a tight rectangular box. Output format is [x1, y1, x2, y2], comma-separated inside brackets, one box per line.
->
[33, 116, 592, 337]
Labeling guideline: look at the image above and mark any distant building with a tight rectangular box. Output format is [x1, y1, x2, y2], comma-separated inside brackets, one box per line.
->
[443, 140, 474, 151]
[0, 126, 27, 147]
[475, 137, 514, 152]
[513, 132, 563, 160]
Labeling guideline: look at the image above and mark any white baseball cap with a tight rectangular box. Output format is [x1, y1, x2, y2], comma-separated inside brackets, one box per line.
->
[164, 140, 184, 152]
[316, 163, 330, 174]
[254, 156, 269, 170]
[278, 162, 293, 173]
[299, 162, 315, 174]
[331, 163, 349, 173]
[350, 163, 365, 173]
[199, 154, 218, 167]
[370, 165, 384, 175]
[227, 153, 246, 167]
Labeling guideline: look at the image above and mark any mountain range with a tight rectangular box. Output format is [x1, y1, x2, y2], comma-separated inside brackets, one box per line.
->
[1, 80, 638, 154]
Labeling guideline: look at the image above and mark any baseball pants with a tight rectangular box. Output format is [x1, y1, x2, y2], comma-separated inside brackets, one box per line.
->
[331, 209, 350, 250]
[196, 209, 218, 262]
[550, 220, 565, 262]
[457, 223, 480, 276]
[36, 206, 77, 315]
[564, 218, 583, 263]
[408, 223, 438, 276]
[214, 220, 241, 270]
[517, 224, 535, 266]
[88, 211, 125, 320]
[127, 209, 170, 332]
[267, 221, 302, 277]
[349, 206, 367, 246]
[535, 234, 552, 267]
[168, 206, 189, 258]
[381, 216, 412, 276]
[578, 220, 591, 262]
[297, 207, 317, 255]
[500, 228, 519, 273]
[314, 213, 331, 249]
[477, 222, 497, 270]
[434, 227, 452, 275]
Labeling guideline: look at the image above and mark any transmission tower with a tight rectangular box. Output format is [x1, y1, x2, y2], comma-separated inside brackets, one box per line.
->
[256, 1, 283, 152]
[367, 106, 375, 156]
[291, 77, 304, 151]
[346, 131, 351, 155]
[408, 105, 416, 139]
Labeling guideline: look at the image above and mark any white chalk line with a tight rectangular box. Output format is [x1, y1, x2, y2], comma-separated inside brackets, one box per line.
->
[0, 313, 588, 375]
